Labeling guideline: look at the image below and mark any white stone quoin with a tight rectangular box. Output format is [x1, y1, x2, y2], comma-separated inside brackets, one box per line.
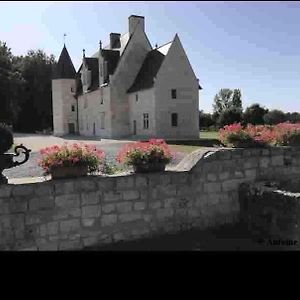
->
[51, 15, 202, 139]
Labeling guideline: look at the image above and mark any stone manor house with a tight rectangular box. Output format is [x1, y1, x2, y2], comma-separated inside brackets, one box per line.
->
[52, 15, 202, 139]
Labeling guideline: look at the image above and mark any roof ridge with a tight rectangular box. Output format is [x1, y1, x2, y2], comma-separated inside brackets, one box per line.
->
[156, 40, 172, 50]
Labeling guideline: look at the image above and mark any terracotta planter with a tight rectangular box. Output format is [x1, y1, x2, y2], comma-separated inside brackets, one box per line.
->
[133, 162, 166, 173]
[50, 165, 88, 179]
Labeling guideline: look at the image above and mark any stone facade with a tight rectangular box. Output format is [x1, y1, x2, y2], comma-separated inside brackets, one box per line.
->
[52, 15, 201, 139]
[1, 147, 300, 250]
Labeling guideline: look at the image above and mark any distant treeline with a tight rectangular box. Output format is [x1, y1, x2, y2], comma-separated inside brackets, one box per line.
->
[200, 88, 300, 130]
[0, 41, 57, 132]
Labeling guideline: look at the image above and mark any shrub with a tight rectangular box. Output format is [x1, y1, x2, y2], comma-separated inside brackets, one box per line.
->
[0, 125, 13, 154]
[117, 139, 174, 166]
[38, 143, 105, 175]
[219, 123, 254, 147]
[273, 123, 300, 146]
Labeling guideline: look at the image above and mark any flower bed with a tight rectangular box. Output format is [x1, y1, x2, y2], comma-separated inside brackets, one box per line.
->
[117, 139, 174, 173]
[219, 122, 300, 147]
[38, 143, 105, 178]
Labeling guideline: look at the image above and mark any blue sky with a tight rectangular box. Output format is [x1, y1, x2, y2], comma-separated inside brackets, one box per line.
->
[1, 1, 300, 113]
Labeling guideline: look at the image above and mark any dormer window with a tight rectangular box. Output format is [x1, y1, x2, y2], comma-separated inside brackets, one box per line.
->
[171, 89, 177, 99]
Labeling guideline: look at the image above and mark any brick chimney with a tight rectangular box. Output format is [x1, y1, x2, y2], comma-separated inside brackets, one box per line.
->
[110, 33, 121, 49]
[129, 15, 145, 35]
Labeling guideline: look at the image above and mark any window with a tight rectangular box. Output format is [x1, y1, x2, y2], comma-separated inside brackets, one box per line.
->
[143, 113, 149, 129]
[71, 86, 74, 93]
[84, 98, 88, 109]
[71, 105, 75, 112]
[136, 94, 139, 102]
[171, 113, 178, 127]
[171, 89, 177, 99]
[100, 97, 104, 105]
[100, 112, 105, 129]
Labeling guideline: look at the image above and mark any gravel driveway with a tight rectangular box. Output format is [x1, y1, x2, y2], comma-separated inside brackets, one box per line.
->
[3, 139, 187, 179]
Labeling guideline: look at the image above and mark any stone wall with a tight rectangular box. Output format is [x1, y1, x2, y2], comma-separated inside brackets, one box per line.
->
[1, 147, 300, 250]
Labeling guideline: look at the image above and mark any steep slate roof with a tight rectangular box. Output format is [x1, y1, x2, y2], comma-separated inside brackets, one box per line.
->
[52, 45, 76, 79]
[101, 49, 120, 83]
[127, 48, 166, 93]
[84, 57, 99, 91]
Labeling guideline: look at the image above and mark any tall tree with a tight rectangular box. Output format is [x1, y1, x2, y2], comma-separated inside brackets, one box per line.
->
[15, 49, 56, 132]
[263, 109, 286, 125]
[213, 88, 233, 116]
[243, 103, 268, 125]
[232, 89, 242, 110]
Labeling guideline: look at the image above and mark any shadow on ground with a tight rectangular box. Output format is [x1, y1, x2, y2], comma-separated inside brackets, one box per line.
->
[84, 222, 285, 251]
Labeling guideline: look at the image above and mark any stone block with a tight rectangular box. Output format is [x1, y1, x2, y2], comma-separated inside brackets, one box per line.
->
[98, 178, 115, 191]
[243, 158, 258, 169]
[163, 198, 175, 208]
[55, 194, 80, 208]
[29, 196, 54, 211]
[219, 171, 230, 180]
[0, 202, 9, 215]
[102, 203, 115, 214]
[207, 173, 217, 182]
[116, 202, 132, 213]
[10, 198, 28, 213]
[25, 214, 40, 225]
[77, 179, 97, 191]
[149, 201, 162, 209]
[101, 214, 117, 226]
[203, 182, 221, 193]
[34, 184, 54, 196]
[47, 221, 59, 235]
[38, 242, 59, 251]
[222, 179, 245, 192]
[157, 208, 174, 220]
[158, 185, 177, 197]
[123, 190, 140, 201]
[54, 181, 75, 194]
[83, 236, 98, 247]
[82, 205, 100, 218]
[103, 191, 122, 202]
[245, 169, 257, 179]
[260, 157, 270, 168]
[135, 176, 148, 188]
[134, 201, 147, 211]
[82, 218, 95, 227]
[116, 177, 134, 189]
[60, 219, 80, 233]
[59, 240, 81, 250]
[81, 191, 100, 205]
[119, 212, 142, 222]
[0, 215, 10, 228]
[0, 186, 12, 198]
[271, 155, 284, 166]
[12, 185, 33, 197]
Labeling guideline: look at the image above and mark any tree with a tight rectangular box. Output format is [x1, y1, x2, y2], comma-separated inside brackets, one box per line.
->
[213, 88, 233, 116]
[263, 109, 286, 125]
[199, 110, 214, 129]
[217, 106, 243, 128]
[285, 112, 300, 124]
[213, 88, 243, 128]
[232, 89, 242, 109]
[243, 103, 268, 125]
[15, 49, 56, 132]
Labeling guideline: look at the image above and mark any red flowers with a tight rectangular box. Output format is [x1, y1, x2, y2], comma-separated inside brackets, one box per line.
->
[117, 139, 174, 166]
[219, 122, 300, 147]
[38, 143, 105, 175]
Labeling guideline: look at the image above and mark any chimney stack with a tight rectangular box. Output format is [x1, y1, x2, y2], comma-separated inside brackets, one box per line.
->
[128, 15, 145, 35]
[110, 33, 121, 49]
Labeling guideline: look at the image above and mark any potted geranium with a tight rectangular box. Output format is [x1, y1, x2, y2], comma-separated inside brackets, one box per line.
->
[38, 143, 105, 179]
[117, 139, 173, 173]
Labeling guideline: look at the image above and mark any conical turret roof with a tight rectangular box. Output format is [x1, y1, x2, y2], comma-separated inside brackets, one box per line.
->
[53, 45, 76, 79]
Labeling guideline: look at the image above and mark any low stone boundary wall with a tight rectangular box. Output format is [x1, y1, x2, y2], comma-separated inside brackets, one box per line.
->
[1, 147, 300, 250]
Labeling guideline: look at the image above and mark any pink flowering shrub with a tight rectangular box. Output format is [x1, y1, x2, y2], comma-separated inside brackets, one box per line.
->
[38, 143, 105, 175]
[117, 139, 174, 166]
[219, 122, 300, 147]
[219, 123, 255, 147]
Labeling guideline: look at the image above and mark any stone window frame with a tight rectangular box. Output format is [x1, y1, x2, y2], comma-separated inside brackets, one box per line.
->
[171, 113, 178, 127]
[143, 113, 149, 129]
[171, 89, 177, 99]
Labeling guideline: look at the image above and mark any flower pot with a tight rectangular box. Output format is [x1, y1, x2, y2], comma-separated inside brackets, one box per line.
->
[133, 162, 166, 173]
[50, 165, 88, 179]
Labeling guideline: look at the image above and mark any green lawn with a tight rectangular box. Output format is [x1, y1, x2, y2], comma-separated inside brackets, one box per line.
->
[199, 131, 219, 140]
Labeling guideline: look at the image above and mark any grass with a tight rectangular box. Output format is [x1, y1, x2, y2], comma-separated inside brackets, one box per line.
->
[199, 131, 219, 140]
